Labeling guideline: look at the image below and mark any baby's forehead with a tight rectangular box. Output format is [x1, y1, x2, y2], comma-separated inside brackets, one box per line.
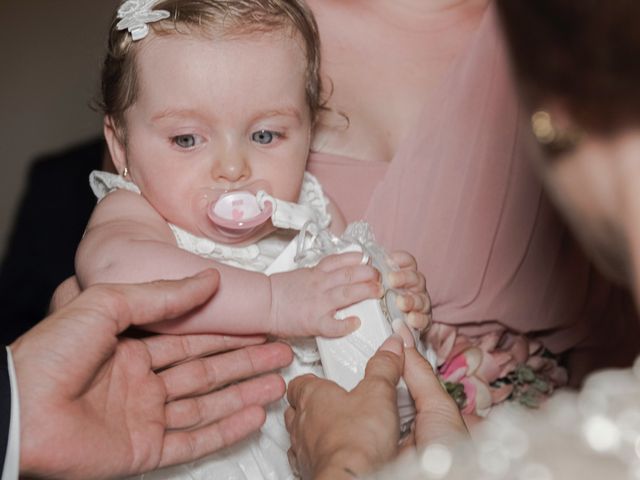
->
[131, 31, 311, 118]
[135, 28, 308, 74]
[147, 17, 302, 45]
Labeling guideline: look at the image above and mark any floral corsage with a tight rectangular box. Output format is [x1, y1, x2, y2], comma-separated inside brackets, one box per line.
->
[427, 324, 568, 417]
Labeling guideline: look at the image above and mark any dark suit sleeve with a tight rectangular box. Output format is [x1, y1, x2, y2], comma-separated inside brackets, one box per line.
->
[0, 348, 10, 474]
[0, 138, 104, 344]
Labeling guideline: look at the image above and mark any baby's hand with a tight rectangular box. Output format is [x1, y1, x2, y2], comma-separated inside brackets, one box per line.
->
[268, 252, 382, 338]
[387, 251, 432, 331]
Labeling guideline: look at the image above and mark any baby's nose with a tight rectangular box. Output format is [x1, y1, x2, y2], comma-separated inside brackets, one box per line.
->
[211, 148, 250, 183]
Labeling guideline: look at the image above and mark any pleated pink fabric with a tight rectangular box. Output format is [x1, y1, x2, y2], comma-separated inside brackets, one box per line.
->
[308, 4, 640, 369]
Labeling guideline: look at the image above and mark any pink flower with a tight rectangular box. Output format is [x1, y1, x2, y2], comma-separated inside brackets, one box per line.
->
[428, 324, 568, 416]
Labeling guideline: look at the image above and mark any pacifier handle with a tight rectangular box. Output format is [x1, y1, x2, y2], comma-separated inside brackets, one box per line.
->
[207, 190, 273, 232]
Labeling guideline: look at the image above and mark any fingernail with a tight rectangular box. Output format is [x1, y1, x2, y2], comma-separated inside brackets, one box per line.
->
[379, 334, 404, 356]
[392, 318, 416, 348]
[407, 311, 427, 330]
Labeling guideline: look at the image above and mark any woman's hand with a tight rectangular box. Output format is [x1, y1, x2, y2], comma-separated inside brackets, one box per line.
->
[285, 335, 405, 479]
[285, 331, 468, 479]
[388, 251, 432, 330]
[402, 338, 469, 449]
[49, 275, 82, 311]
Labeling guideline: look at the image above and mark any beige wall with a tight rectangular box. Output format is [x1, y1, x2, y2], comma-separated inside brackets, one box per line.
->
[0, 0, 119, 256]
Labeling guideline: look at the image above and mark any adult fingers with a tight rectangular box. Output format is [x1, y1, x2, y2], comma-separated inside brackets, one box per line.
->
[162, 342, 293, 401]
[48, 275, 81, 312]
[284, 406, 295, 433]
[361, 335, 405, 387]
[77, 269, 221, 334]
[286, 373, 325, 408]
[143, 333, 267, 370]
[287, 449, 300, 477]
[166, 373, 285, 430]
[403, 347, 468, 448]
[159, 405, 267, 468]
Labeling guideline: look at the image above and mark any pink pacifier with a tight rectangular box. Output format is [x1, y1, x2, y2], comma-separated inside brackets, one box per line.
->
[207, 190, 273, 236]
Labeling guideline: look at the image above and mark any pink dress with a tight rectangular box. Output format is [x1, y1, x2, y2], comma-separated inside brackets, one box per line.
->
[308, 4, 640, 381]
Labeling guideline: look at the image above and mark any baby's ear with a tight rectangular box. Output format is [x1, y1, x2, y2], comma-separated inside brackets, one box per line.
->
[103, 116, 127, 175]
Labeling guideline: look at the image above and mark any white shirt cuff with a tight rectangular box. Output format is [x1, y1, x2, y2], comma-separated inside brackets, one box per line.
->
[1, 347, 19, 480]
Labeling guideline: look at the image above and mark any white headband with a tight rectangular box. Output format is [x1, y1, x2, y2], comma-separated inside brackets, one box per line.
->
[116, 0, 170, 41]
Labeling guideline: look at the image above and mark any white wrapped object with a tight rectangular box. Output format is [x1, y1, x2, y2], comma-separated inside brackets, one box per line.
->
[269, 222, 436, 435]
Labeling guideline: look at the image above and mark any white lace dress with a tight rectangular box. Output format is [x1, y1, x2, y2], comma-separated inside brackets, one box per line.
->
[89, 170, 331, 480]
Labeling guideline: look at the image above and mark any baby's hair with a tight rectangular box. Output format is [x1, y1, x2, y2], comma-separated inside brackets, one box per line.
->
[100, 0, 322, 138]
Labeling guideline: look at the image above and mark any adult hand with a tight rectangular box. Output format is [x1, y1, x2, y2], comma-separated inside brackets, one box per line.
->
[11, 270, 293, 479]
[286, 332, 468, 479]
[49, 274, 82, 311]
[402, 338, 468, 449]
[285, 335, 405, 479]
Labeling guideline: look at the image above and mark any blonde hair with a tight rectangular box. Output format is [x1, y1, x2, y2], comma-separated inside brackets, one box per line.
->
[100, 0, 322, 134]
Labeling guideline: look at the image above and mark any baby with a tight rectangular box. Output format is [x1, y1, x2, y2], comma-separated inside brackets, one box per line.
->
[77, 0, 429, 478]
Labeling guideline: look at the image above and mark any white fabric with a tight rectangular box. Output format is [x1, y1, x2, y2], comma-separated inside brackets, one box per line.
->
[89, 170, 330, 479]
[89, 170, 331, 272]
[1, 348, 19, 480]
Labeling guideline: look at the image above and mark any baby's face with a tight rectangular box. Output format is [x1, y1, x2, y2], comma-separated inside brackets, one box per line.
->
[117, 31, 312, 244]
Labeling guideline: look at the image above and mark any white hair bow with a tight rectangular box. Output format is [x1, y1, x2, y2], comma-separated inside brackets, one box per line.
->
[117, 0, 170, 41]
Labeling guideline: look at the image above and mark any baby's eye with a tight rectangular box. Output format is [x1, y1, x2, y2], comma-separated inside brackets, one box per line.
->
[172, 134, 199, 149]
[251, 130, 280, 145]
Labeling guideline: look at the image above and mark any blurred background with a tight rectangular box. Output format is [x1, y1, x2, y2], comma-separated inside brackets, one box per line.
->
[0, 0, 118, 257]
[0, 0, 120, 342]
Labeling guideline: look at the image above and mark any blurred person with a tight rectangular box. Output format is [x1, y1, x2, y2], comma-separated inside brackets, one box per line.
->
[285, 1, 640, 478]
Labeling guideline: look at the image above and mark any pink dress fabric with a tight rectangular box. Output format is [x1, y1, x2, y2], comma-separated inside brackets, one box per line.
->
[308, 4, 640, 370]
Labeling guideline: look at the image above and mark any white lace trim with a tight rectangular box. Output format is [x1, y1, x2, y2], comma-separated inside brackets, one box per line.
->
[88, 170, 331, 271]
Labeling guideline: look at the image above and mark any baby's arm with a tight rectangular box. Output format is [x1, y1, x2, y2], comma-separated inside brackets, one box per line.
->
[76, 189, 274, 335]
[76, 190, 381, 337]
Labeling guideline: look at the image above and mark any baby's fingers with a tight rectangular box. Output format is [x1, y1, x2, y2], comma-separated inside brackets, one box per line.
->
[317, 314, 361, 338]
[327, 281, 383, 311]
[316, 251, 366, 272]
[407, 312, 430, 331]
[398, 291, 432, 329]
[389, 251, 417, 270]
[322, 264, 380, 290]
[388, 269, 426, 291]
